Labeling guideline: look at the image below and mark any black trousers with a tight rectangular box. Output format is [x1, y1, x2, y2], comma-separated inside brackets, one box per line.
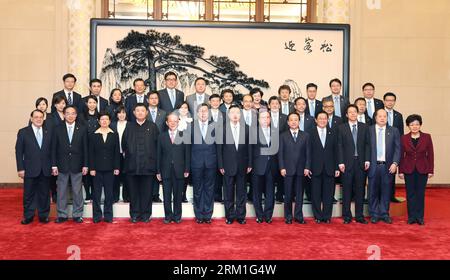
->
[390, 175, 397, 200]
[274, 172, 284, 201]
[252, 167, 275, 220]
[404, 170, 428, 221]
[192, 167, 216, 220]
[128, 174, 155, 220]
[50, 175, 57, 202]
[304, 177, 312, 201]
[223, 173, 247, 220]
[23, 172, 51, 220]
[92, 171, 115, 220]
[311, 173, 335, 220]
[82, 174, 93, 200]
[342, 158, 365, 219]
[284, 174, 304, 220]
[246, 170, 253, 200]
[162, 165, 184, 221]
[113, 154, 129, 202]
[214, 171, 224, 201]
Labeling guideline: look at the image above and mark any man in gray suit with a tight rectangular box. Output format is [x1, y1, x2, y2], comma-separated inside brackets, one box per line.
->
[147, 91, 167, 203]
[367, 108, 401, 224]
[186, 77, 210, 116]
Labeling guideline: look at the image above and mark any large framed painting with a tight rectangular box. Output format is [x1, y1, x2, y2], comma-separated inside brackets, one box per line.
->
[90, 19, 350, 101]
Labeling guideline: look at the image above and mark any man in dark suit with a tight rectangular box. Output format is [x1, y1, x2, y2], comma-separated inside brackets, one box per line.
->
[208, 94, 225, 203]
[81, 79, 109, 114]
[278, 85, 295, 116]
[219, 89, 238, 114]
[125, 78, 149, 122]
[186, 77, 210, 116]
[383, 92, 404, 203]
[191, 103, 218, 223]
[158, 71, 185, 113]
[147, 91, 167, 203]
[15, 110, 53, 224]
[362, 82, 384, 120]
[337, 105, 371, 224]
[279, 112, 311, 224]
[293, 97, 314, 201]
[252, 111, 278, 224]
[368, 109, 401, 224]
[217, 105, 252, 225]
[305, 83, 323, 118]
[322, 78, 349, 121]
[51, 73, 82, 113]
[268, 96, 287, 203]
[122, 103, 159, 223]
[355, 97, 373, 126]
[157, 113, 190, 224]
[322, 97, 343, 130]
[51, 106, 88, 223]
[310, 112, 340, 224]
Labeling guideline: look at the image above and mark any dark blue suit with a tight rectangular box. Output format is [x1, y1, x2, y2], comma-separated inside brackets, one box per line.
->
[15, 125, 53, 220]
[158, 88, 184, 113]
[191, 120, 218, 220]
[367, 125, 401, 219]
[251, 126, 279, 220]
[278, 129, 311, 221]
[125, 94, 148, 122]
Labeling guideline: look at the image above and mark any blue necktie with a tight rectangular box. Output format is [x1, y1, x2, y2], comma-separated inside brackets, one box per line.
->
[377, 127, 384, 159]
[352, 124, 358, 156]
[36, 128, 42, 148]
[68, 126, 73, 143]
[334, 96, 341, 117]
[293, 132, 297, 142]
[310, 101, 315, 117]
[320, 128, 326, 148]
[170, 90, 175, 108]
[388, 111, 393, 126]
[151, 110, 156, 121]
[300, 116, 305, 131]
[367, 100, 373, 118]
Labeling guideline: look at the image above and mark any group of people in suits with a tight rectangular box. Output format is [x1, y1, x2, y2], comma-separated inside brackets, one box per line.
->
[15, 73, 434, 226]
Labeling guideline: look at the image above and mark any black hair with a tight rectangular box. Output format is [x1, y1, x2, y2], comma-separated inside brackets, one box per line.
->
[89, 78, 102, 87]
[115, 105, 127, 119]
[164, 71, 177, 80]
[268, 96, 281, 106]
[220, 89, 234, 100]
[287, 112, 300, 121]
[147, 90, 159, 99]
[133, 103, 148, 111]
[405, 114, 423, 126]
[278, 85, 291, 94]
[209, 94, 221, 101]
[383, 92, 397, 101]
[315, 111, 328, 119]
[354, 97, 367, 104]
[109, 88, 123, 104]
[362, 82, 375, 91]
[194, 77, 208, 85]
[249, 87, 263, 97]
[294, 97, 307, 104]
[306, 83, 318, 90]
[329, 78, 342, 87]
[35, 97, 48, 108]
[133, 78, 145, 86]
[63, 105, 78, 114]
[346, 104, 358, 114]
[62, 73, 77, 82]
[30, 109, 44, 117]
[98, 111, 111, 120]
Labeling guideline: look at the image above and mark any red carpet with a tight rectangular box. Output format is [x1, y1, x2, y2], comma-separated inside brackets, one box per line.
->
[1, 187, 450, 260]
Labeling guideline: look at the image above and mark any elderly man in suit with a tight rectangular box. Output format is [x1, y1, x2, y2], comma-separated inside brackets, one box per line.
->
[278, 112, 311, 224]
[16, 110, 53, 224]
[186, 77, 210, 116]
[367, 108, 401, 224]
[158, 71, 185, 113]
[157, 113, 190, 224]
[51, 106, 88, 223]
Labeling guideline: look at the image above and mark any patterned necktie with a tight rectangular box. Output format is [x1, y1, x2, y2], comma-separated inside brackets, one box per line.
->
[151, 110, 156, 121]
[36, 127, 42, 148]
[68, 92, 72, 105]
[334, 96, 341, 117]
[352, 124, 358, 156]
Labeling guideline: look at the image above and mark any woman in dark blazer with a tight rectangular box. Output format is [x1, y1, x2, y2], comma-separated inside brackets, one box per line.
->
[110, 105, 130, 203]
[399, 114, 434, 225]
[106, 88, 124, 122]
[89, 112, 121, 223]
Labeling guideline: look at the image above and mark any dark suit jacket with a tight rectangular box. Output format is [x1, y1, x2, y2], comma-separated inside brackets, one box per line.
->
[158, 88, 185, 113]
[300, 113, 315, 132]
[186, 93, 210, 116]
[358, 113, 373, 126]
[52, 123, 88, 173]
[88, 131, 120, 171]
[252, 126, 279, 176]
[217, 122, 252, 176]
[328, 115, 343, 131]
[368, 125, 401, 178]
[309, 127, 338, 177]
[323, 94, 350, 119]
[15, 125, 53, 177]
[278, 130, 311, 176]
[191, 120, 218, 170]
[389, 109, 404, 135]
[219, 103, 240, 114]
[81, 94, 108, 114]
[366, 98, 384, 119]
[280, 101, 295, 115]
[270, 112, 288, 134]
[147, 107, 167, 133]
[122, 120, 159, 175]
[157, 130, 191, 179]
[337, 122, 371, 171]
[399, 132, 434, 175]
[125, 94, 149, 122]
[51, 90, 82, 113]
[305, 99, 323, 118]
[210, 109, 225, 124]
[106, 102, 124, 122]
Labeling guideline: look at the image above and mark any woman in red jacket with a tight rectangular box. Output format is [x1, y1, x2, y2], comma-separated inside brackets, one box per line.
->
[399, 114, 434, 225]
